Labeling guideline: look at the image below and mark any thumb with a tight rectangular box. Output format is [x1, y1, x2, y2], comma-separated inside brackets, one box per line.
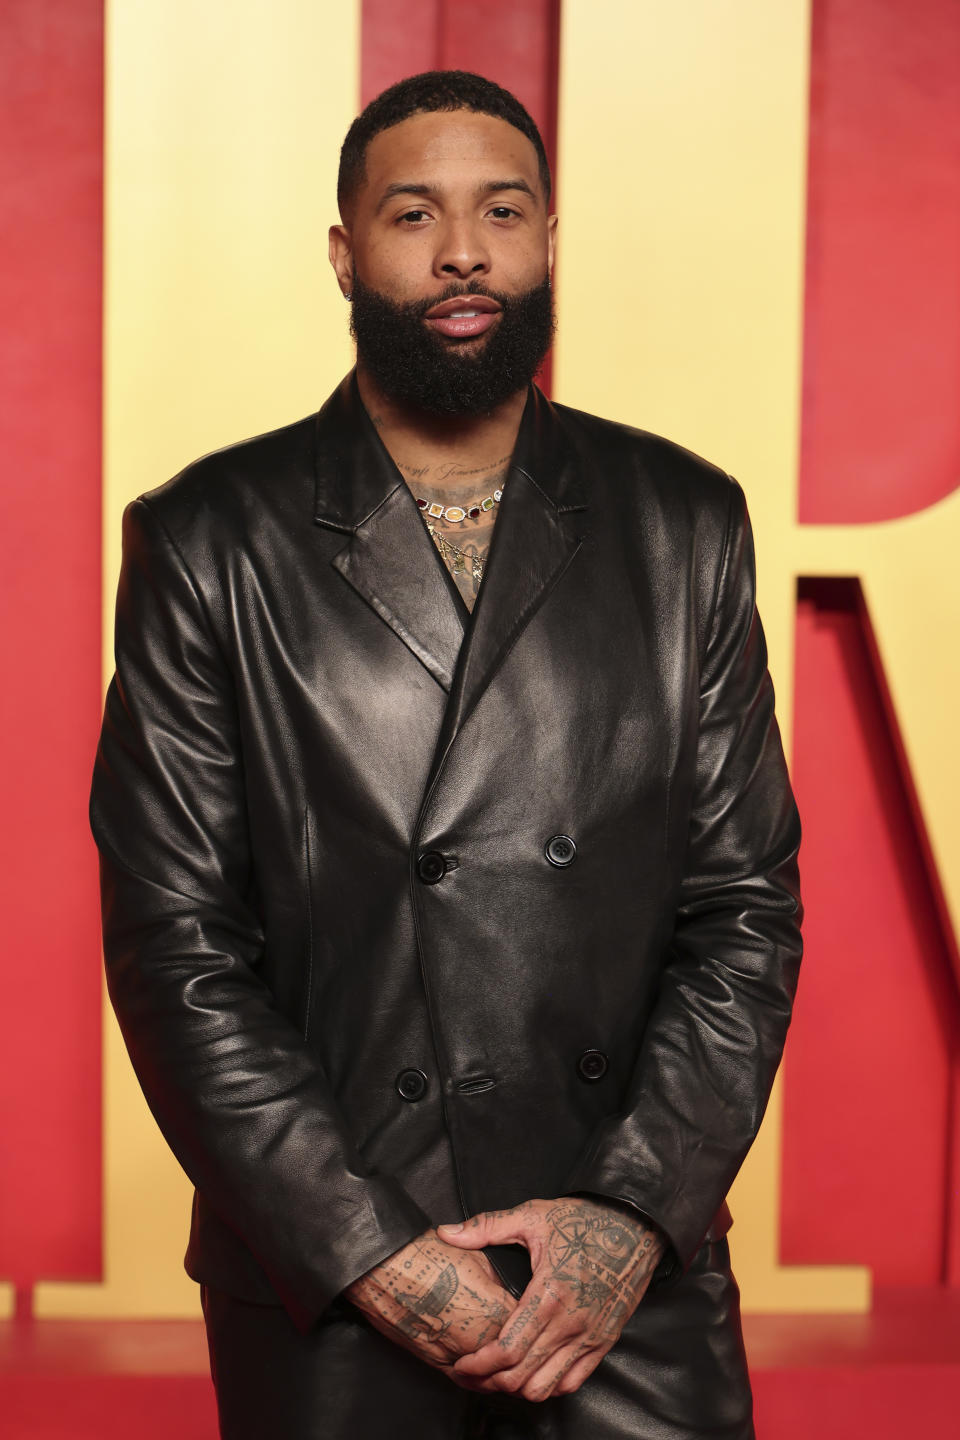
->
[437, 1206, 524, 1249]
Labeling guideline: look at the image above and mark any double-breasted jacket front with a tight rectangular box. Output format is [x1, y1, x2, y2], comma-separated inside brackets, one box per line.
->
[90, 373, 802, 1334]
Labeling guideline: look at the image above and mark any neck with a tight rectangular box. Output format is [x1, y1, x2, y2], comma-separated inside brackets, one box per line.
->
[356, 364, 527, 492]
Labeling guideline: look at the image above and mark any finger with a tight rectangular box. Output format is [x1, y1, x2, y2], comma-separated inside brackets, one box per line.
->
[444, 1364, 497, 1393]
[452, 1288, 555, 1378]
[466, 1327, 575, 1398]
[552, 1344, 608, 1397]
[437, 1206, 525, 1250]
[521, 1338, 607, 1403]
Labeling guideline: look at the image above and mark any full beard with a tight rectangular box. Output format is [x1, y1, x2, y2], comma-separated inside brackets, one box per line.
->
[349, 274, 555, 417]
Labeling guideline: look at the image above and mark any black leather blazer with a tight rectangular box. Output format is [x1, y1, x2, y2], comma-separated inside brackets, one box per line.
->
[90, 373, 802, 1334]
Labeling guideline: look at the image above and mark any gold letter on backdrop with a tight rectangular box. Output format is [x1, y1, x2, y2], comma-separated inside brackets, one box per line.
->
[34, 0, 359, 1320]
[27, 0, 959, 1323]
[556, 0, 862, 1312]
[557, 0, 960, 1311]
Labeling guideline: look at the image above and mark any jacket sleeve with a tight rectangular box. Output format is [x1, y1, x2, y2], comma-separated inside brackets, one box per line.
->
[90, 497, 430, 1332]
[564, 478, 802, 1276]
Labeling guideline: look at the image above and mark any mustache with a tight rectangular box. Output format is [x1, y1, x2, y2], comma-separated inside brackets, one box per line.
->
[365, 278, 541, 321]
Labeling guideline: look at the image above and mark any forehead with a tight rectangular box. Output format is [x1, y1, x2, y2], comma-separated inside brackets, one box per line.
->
[361, 110, 543, 204]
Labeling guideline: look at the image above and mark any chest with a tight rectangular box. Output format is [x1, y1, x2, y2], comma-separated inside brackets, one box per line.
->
[216, 500, 699, 846]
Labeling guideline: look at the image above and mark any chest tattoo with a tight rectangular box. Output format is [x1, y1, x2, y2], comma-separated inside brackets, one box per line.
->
[401, 455, 510, 613]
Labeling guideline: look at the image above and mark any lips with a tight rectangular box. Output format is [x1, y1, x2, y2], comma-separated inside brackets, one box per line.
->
[424, 293, 502, 339]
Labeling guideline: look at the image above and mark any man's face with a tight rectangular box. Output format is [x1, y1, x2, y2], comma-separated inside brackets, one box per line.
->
[329, 109, 558, 416]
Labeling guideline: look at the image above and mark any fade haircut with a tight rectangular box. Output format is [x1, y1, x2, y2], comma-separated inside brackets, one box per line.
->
[337, 70, 552, 218]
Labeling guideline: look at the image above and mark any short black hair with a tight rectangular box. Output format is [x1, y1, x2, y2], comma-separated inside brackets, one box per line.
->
[337, 70, 552, 218]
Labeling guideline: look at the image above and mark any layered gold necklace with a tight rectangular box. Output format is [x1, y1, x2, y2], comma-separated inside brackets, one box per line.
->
[417, 483, 504, 582]
[425, 523, 485, 581]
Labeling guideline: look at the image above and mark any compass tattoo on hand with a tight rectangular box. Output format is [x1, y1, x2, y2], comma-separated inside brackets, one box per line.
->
[437, 1195, 666, 1402]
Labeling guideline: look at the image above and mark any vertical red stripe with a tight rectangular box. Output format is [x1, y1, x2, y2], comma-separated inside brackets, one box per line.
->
[784, 582, 959, 1282]
[362, 0, 441, 101]
[785, 0, 960, 1286]
[361, 0, 559, 166]
[799, 0, 960, 522]
[0, 2, 104, 1290]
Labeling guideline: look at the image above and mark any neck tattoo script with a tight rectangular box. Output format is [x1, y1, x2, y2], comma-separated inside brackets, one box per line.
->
[402, 455, 510, 613]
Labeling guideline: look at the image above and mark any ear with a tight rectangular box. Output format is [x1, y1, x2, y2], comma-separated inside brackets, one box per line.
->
[328, 224, 354, 299]
[546, 213, 558, 277]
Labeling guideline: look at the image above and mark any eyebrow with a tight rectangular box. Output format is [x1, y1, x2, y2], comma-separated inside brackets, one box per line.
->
[478, 178, 538, 201]
[374, 177, 538, 214]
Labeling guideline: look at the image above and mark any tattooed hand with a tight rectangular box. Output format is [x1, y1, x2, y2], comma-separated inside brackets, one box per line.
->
[343, 1226, 517, 1378]
[436, 1196, 664, 1401]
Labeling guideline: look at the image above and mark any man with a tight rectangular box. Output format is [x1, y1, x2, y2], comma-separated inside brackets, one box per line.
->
[91, 71, 802, 1439]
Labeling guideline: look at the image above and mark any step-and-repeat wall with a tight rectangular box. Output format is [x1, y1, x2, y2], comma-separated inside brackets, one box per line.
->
[2, 0, 957, 1320]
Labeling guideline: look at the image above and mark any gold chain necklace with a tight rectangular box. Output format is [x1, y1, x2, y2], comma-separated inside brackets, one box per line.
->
[425, 523, 486, 581]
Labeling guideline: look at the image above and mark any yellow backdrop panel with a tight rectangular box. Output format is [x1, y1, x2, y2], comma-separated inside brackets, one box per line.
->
[36, 0, 359, 1319]
[41, 0, 959, 1324]
[554, 0, 872, 1312]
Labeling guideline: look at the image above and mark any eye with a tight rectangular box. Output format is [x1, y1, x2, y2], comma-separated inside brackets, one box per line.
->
[397, 209, 432, 226]
[598, 1225, 631, 1256]
[488, 206, 520, 221]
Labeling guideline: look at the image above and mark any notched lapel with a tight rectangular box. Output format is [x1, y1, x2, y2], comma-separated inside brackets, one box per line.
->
[435, 387, 590, 754]
[313, 374, 466, 692]
[332, 487, 466, 691]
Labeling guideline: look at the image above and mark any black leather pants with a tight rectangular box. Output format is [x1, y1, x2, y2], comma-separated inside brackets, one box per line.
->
[200, 1237, 754, 1439]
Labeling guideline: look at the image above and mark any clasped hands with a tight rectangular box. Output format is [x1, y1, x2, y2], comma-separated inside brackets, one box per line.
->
[343, 1196, 664, 1403]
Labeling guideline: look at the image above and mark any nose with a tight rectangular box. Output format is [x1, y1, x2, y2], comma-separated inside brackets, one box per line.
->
[433, 216, 490, 280]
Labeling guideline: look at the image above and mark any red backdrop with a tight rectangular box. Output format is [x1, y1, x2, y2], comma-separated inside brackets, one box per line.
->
[0, 0, 957, 1312]
[784, 0, 960, 1285]
[0, 0, 104, 1306]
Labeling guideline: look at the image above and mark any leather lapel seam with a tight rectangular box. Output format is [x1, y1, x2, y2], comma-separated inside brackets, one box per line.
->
[330, 483, 466, 692]
[456, 530, 587, 735]
[512, 463, 588, 516]
[314, 479, 406, 533]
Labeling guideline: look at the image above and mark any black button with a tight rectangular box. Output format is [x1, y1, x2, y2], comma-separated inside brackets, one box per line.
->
[545, 834, 577, 867]
[396, 1068, 428, 1102]
[417, 850, 447, 884]
[577, 1049, 608, 1082]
